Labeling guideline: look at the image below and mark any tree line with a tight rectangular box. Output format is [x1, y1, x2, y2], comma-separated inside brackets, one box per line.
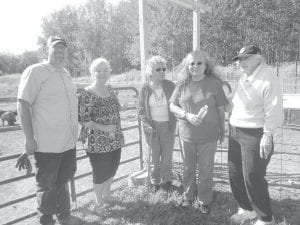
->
[0, 0, 299, 76]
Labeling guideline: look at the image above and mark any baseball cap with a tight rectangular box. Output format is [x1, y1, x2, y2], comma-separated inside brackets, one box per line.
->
[47, 36, 67, 47]
[232, 45, 261, 61]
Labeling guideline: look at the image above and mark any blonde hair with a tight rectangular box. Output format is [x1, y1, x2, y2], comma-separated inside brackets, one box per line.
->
[175, 50, 219, 84]
[145, 55, 167, 82]
[89, 58, 110, 79]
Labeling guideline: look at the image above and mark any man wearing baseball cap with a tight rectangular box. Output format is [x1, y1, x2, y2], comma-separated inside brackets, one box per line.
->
[228, 45, 283, 225]
[16, 36, 80, 225]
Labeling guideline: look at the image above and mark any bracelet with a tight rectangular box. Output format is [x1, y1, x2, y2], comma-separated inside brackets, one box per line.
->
[263, 132, 272, 137]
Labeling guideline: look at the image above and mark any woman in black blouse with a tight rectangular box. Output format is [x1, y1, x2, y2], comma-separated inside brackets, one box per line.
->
[78, 58, 124, 213]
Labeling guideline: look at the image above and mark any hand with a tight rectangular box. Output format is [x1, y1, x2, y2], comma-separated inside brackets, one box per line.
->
[24, 138, 37, 155]
[218, 127, 225, 144]
[106, 125, 117, 139]
[106, 125, 117, 133]
[186, 113, 202, 126]
[144, 126, 154, 136]
[260, 134, 273, 159]
[78, 128, 87, 144]
[15, 152, 32, 176]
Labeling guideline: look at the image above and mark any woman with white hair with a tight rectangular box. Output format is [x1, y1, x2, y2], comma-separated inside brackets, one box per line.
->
[78, 58, 124, 213]
[137, 55, 176, 192]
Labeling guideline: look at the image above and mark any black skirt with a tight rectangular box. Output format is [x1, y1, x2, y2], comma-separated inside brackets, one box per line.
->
[86, 148, 121, 184]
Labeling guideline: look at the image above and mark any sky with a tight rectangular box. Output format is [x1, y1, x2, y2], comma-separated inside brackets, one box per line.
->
[0, 0, 121, 54]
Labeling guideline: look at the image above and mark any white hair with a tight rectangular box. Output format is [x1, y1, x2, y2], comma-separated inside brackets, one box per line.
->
[145, 55, 167, 81]
[89, 58, 110, 74]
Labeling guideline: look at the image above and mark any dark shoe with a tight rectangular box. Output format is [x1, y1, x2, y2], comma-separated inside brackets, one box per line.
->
[161, 181, 173, 191]
[40, 220, 55, 225]
[57, 215, 81, 225]
[200, 204, 211, 215]
[151, 184, 160, 192]
[39, 214, 55, 225]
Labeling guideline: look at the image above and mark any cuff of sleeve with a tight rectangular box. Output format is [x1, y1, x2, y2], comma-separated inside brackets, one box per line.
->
[263, 130, 273, 136]
[26, 150, 35, 155]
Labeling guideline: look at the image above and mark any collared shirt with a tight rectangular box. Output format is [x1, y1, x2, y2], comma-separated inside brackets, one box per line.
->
[230, 62, 283, 134]
[18, 62, 78, 153]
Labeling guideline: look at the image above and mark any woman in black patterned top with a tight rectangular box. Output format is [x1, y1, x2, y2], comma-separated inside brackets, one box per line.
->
[78, 58, 124, 213]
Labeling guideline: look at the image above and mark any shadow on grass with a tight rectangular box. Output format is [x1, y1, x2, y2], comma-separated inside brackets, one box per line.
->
[73, 185, 300, 225]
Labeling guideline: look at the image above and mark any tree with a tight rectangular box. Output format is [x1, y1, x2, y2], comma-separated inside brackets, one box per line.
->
[36, 0, 299, 76]
[39, 5, 82, 76]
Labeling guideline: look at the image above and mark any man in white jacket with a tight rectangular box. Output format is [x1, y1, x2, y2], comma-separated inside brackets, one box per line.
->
[228, 45, 283, 225]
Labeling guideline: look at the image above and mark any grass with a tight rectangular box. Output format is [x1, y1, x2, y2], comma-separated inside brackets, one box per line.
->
[73, 186, 237, 225]
[0, 73, 21, 98]
[54, 184, 299, 225]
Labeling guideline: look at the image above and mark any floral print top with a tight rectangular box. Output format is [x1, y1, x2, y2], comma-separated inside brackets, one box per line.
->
[78, 87, 124, 153]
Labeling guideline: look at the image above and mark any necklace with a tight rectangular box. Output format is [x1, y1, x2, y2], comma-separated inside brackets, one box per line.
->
[150, 81, 164, 104]
[153, 88, 164, 104]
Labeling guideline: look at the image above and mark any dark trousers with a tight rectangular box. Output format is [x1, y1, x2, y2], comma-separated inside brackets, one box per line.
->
[228, 127, 273, 222]
[34, 148, 77, 225]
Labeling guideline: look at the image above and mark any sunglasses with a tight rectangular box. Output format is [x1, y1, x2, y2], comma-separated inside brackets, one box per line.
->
[155, 68, 166, 72]
[238, 55, 254, 62]
[190, 61, 203, 66]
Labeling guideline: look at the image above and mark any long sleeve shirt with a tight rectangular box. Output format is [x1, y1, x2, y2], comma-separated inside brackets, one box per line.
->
[229, 62, 283, 134]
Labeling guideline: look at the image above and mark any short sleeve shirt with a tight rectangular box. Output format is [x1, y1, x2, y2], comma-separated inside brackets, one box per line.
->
[78, 88, 124, 153]
[170, 76, 227, 143]
[17, 62, 78, 153]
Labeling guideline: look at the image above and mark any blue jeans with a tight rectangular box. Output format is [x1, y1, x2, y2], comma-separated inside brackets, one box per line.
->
[181, 140, 217, 204]
[228, 127, 273, 222]
[145, 121, 175, 185]
[34, 148, 77, 224]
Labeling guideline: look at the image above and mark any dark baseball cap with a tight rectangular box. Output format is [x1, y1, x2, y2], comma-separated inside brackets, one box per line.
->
[47, 36, 67, 47]
[233, 45, 261, 61]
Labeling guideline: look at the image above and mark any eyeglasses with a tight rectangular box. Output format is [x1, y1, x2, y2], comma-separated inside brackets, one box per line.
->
[190, 61, 203, 66]
[155, 68, 166, 72]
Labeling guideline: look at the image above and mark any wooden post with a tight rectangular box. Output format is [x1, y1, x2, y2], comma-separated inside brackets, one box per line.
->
[193, 7, 201, 51]
[139, 0, 148, 84]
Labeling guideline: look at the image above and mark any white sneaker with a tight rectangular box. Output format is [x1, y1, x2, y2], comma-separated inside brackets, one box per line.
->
[253, 218, 276, 225]
[230, 208, 257, 225]
[238, 207, 246, 214]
